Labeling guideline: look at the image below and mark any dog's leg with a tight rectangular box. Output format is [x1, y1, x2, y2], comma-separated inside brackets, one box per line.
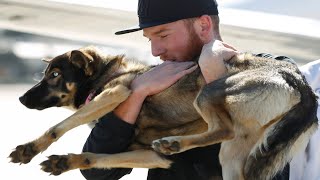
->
[39, 150, 172, 175]
[243, 70, 319, 180]
[243, 114, 318, 180]
[9, 85, 131, 164]
[152, 85, 235, 155]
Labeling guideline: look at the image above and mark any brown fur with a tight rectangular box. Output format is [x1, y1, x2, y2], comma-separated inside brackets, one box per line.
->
[9, 46, 318, 179]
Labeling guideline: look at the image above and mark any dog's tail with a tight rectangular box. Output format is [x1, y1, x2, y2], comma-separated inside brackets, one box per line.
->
[244, 70, 319, 180]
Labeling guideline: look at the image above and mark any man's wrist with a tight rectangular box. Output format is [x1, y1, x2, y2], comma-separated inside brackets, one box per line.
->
[199, 60, 227, 84]
[114, 89, 147, 124]
[131, 88, 148, 100]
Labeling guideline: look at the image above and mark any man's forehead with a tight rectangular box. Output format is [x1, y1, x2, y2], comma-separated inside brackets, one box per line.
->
[143, 21, 183, 37]
[143, 25, 169, 37]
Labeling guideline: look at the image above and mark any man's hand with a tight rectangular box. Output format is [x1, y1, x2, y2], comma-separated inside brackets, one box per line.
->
[131, 61, 198, 97]
[199, 40, 238, 84]
[114, 61, 197, 124]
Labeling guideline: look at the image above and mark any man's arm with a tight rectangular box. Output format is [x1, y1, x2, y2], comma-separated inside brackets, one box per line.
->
[81, 112, 135, 180]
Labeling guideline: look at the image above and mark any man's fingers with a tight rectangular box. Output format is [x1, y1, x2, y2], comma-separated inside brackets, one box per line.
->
[180, 61, 197, 70]
[166, 61, 196, 72]
[186, 64, 198, 73]
[202, 40, 237, 55]
[222, 47, 240, 61]
[221, 41, 237, 51]
[177, 64, 198, 77]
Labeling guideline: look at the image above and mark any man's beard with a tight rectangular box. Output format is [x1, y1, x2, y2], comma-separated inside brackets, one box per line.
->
[184, 28, 204, 61]
[159, 27, 204, 61]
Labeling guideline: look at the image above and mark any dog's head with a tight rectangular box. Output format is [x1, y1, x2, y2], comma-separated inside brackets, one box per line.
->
[19, 46, 118, 110]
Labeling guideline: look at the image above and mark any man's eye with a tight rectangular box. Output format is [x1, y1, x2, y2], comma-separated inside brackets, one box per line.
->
[160, 35, 168, 38]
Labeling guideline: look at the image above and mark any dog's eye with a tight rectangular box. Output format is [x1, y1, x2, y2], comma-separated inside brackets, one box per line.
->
[51, 72, 60, 78]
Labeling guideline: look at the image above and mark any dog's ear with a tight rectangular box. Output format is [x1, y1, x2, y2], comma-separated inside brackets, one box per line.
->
[42, 57, 51, 63]
[70, 50, 94, 76]
[108, 54, 124, 67]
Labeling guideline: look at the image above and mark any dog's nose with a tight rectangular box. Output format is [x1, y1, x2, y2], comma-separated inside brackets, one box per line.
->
[19, 95, 27, 105]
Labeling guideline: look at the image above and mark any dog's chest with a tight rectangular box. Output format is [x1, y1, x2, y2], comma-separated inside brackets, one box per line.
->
[137, 93, 200, 128]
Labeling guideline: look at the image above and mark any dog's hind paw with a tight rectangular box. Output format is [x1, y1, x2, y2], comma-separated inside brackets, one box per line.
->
[9, 143, 39, 164]
[40, 154, 91, 175]
[152, 137, 182, 155]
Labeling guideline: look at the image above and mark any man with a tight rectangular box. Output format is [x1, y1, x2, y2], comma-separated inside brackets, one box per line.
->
[290, 60, 320, 180]
[81, 0, 290, 179]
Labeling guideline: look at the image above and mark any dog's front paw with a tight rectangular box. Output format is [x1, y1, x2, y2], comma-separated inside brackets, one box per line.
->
[40, 154, 91, 175]
[9, 143, 39, 164]
[40, 155, 70, 175]
[152, 137, 182, 155]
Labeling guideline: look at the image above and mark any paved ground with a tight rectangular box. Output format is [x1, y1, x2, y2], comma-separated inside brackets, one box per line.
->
[0, 0, 319, 66]
[220, 25, 320, 65]
[219, 0, 320, 20]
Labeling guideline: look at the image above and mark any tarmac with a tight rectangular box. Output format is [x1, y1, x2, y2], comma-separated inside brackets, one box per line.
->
[0, 0, 319, 65]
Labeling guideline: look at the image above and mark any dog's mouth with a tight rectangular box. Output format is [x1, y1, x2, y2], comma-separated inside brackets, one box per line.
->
[19, 95, 60, 110]
[84, 90, 97, 105]
[80, 86, 103, 107]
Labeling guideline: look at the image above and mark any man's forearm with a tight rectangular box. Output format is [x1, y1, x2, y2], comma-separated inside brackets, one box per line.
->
[114, 91, 146, 124]
[81, 112, 135, 180]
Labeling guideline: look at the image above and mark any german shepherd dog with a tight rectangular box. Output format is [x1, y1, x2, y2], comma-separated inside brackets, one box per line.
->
[9, 46, 318, 180]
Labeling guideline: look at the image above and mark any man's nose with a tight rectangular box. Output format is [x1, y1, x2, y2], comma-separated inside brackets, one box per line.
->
[151, 41, 165, 57]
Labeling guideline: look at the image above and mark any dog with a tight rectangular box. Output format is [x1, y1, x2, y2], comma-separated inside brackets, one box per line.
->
[9, 46, 318, 180]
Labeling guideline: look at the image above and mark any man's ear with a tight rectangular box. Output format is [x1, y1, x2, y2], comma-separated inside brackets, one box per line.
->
[196, 15, 213, 43]
[70, 50, 94, 76]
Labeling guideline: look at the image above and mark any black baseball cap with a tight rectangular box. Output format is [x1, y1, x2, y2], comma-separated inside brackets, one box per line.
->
[115, 0, 218, 35]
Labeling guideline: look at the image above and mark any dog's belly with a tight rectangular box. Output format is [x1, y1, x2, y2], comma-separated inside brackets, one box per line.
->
[134, 117, 208, 146]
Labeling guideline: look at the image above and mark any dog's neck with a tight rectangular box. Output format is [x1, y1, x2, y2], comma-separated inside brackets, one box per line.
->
[83, 68, 127, 105]
[76, 59, 129, 108]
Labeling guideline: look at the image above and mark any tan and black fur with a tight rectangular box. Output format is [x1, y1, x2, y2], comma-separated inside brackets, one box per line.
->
[9, 46, 318, 180]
